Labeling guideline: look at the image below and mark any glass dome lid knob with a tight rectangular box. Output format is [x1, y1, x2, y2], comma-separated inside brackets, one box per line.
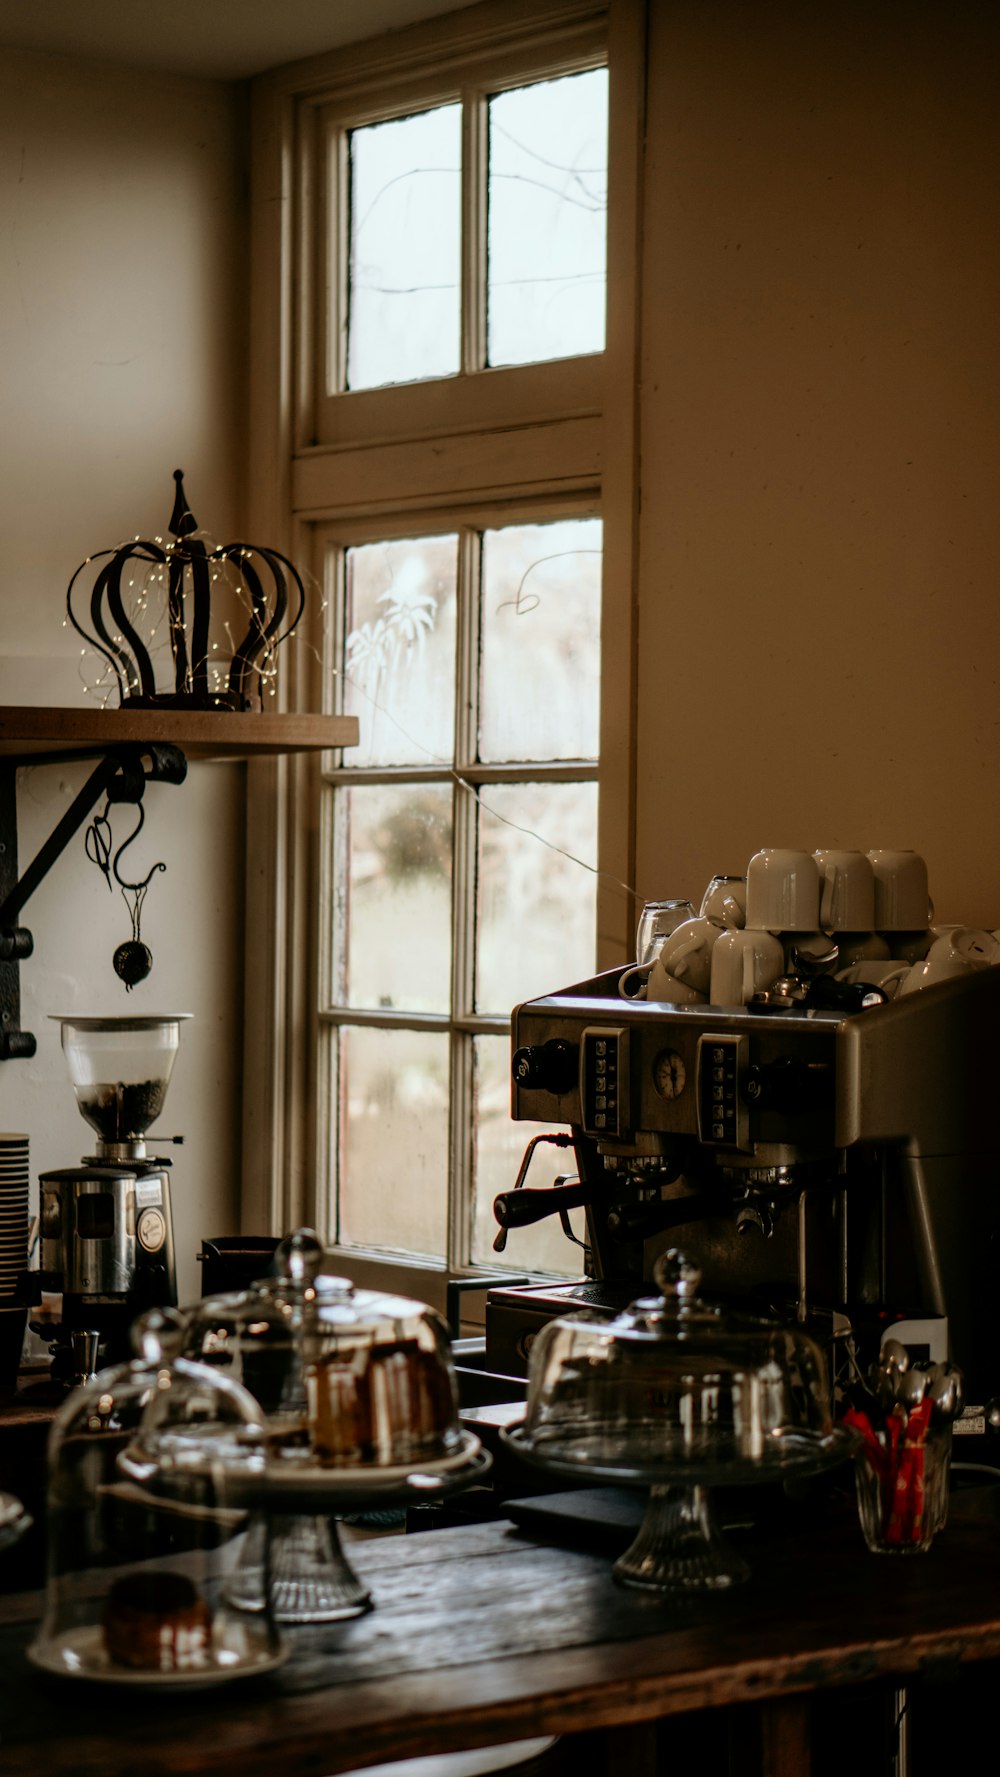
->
[133, 1306, 186, 1366]
[276, 1228, 324, 1288]
[653, 1249, 702, 1300]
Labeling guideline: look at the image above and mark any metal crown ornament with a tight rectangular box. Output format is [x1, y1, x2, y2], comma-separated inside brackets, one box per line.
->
[66, 470, 306, 711]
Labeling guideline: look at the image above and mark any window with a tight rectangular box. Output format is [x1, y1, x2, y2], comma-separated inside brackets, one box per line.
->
[339, 67, 608, 393]
[245, 0, 642, 1300]
[320, 511, 601, 1276]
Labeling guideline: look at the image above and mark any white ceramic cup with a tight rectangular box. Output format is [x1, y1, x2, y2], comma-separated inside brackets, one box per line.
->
[813, 849, 875, 933]
[699, 875, 748, 929]
[745, 849, 821, 933]
[618, 962, 651, 1001]
[890, 926, 952, 965]
[867, 850, 930, 932]
[646, 958, 709, 1004]
[656, 916, 723, 995]
[899, 927, 1000, 993]
[709, 927, 785, 1006]
[836, 959, 911, 1000]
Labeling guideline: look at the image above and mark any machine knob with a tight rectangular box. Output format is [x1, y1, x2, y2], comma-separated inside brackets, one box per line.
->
[512, 1040, 577, 1096]
[742, 1056, 830, 1115]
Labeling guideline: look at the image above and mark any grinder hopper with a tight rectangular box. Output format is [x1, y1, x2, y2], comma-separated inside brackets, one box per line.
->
[53, 1014, 191, 1157]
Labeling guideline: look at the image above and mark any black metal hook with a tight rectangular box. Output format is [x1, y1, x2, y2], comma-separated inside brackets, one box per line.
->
[110, 801, 166, 894]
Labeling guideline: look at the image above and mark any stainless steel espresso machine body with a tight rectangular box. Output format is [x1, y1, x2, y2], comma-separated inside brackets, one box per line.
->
[28, 1015, 185, 1385]
[494, 965, 1000, 1415]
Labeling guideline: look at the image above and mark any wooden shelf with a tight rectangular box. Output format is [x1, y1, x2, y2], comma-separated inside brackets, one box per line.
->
[0, 705, 359, 762]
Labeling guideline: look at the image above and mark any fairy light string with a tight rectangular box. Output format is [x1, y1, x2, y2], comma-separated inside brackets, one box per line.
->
[64, 471, 303, 712]
[64, 500, 633, 907]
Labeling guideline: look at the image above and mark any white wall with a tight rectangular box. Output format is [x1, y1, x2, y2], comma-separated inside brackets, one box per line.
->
[0, 48, 248, 1301]
[634, 1, 1000, 933]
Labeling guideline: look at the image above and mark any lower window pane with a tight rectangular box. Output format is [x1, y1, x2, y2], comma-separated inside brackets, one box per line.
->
[336, 1026, 449, 1259]
[475, 781, 597, 1015]
[471, 1036, 584, 1274]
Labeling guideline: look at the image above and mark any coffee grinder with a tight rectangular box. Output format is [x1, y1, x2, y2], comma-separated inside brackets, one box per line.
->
[30, 1014, 187, 1385]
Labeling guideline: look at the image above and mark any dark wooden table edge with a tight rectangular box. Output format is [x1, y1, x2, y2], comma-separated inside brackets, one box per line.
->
[3, 1607, 1000, 1777]
[4, 1515, 1000, 1777]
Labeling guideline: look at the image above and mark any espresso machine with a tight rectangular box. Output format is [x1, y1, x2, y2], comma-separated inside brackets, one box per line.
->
[27, 1015, 185, 1385]
[487, 965, 1000, 1427]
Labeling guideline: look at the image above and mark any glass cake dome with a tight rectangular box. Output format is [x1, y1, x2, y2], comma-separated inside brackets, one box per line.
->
[183, 1229, 466, 1471]
[507, 1249, 855, 1591]
[28, 1309, 283, 1687]
[518, 1248, 838, 1477]
[180, 1230, 482, 1623]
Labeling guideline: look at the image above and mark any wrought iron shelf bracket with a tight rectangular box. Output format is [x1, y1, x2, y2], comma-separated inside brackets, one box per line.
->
[0, 743, 187, 1060]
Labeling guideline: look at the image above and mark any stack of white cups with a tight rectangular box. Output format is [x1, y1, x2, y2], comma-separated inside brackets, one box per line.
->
[626, 848, 1000, 1008]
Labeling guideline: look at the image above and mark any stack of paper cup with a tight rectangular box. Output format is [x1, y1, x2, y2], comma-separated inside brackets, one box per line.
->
[0, 1135, 30, 1300]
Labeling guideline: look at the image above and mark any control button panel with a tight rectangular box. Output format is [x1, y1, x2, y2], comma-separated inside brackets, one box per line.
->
[580, 1026, 630, 1139]
[696, 1033, 750, 1150]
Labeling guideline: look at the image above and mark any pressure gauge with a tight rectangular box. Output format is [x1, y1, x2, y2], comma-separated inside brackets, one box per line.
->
[653, 1049, 686, 1099]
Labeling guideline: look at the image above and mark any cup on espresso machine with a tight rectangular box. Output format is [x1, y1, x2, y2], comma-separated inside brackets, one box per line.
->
[745, 848, 821, 933]
[709, 927, 784, 1006]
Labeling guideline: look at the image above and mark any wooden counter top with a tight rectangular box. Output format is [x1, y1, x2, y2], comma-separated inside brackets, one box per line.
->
[1, 1503, 999, 1777]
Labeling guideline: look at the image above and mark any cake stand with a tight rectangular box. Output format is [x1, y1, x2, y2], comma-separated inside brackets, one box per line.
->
[503, 1424, 856, 1592]
[168, 1432, 491, 1622]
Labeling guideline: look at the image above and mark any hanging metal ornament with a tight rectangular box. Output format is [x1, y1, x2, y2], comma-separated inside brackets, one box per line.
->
[85, 802, 166, 991]
[66, 469, 306, 711]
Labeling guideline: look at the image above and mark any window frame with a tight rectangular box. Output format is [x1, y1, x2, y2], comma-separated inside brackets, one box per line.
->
[297, 5, 608, 454]
[244, 0, 646, 1310]
[316, 494, 602, 1287]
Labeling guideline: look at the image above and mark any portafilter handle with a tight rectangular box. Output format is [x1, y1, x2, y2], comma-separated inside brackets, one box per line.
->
[493, 1179, 593, 1234]
[493, 1130, 576, 1251]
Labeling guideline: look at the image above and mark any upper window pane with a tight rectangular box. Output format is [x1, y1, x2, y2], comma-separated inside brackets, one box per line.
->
[478, 518, 602, 763]
[347, 106, 461, 389]
[342, 534, 458, 767]
[487, 69, 608, 368]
